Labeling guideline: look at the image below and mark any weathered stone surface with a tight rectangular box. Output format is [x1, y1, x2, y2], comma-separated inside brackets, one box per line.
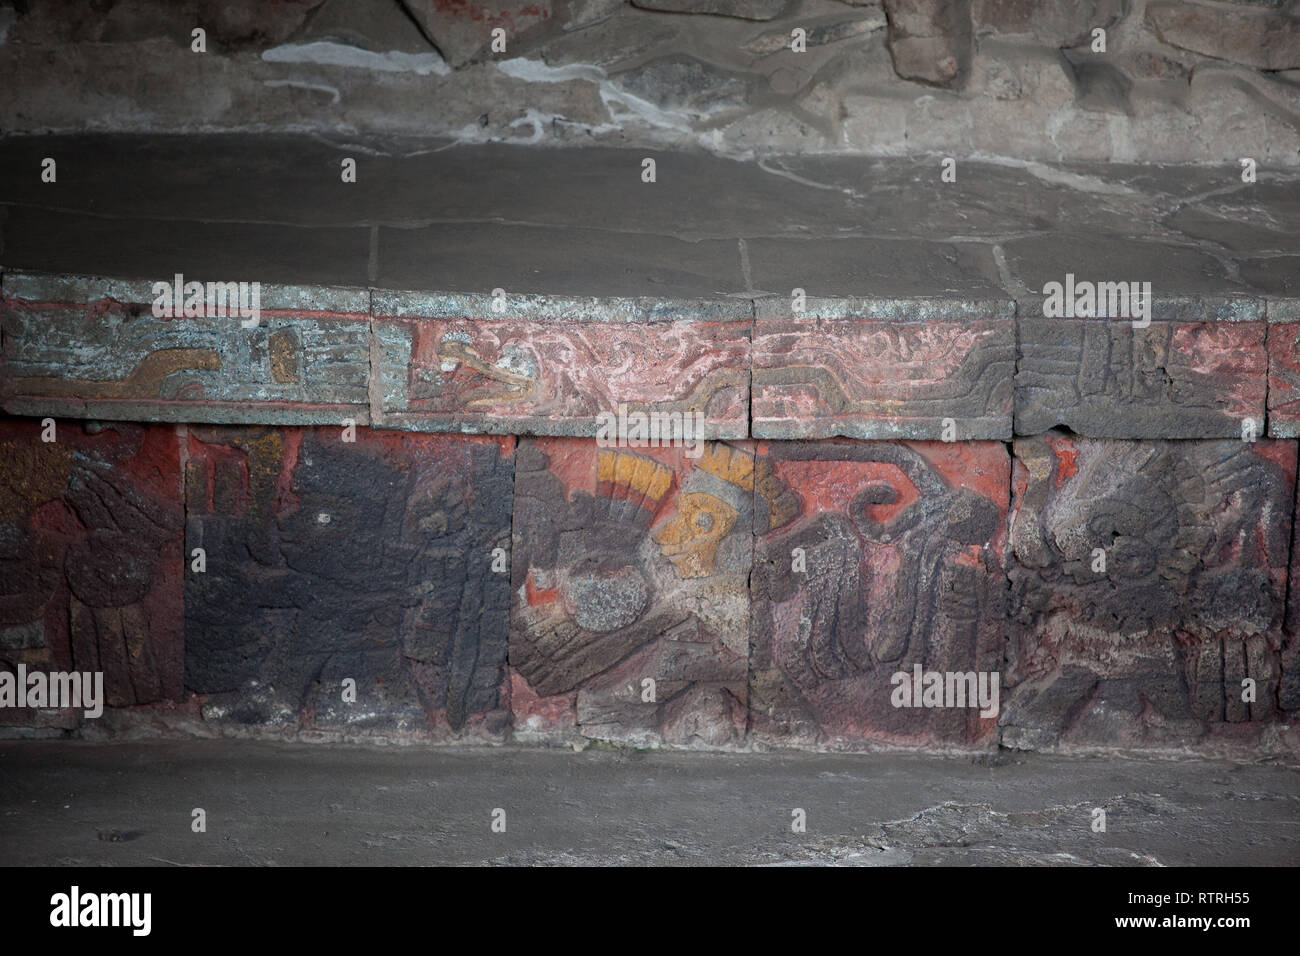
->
[373, 307, 750, 437]
[1147, 0, 1300, 72]
[1, 274, 371, 425]
[291, 0, 438, 53]
[198, 0, 325, 47]
[1266, 306, 1300, 437]
[399, 0, 553, 67]
[749, 439, 1008, 748]
[8, 0, 197, 45]
[610, 55, 761, 114]
[510, 440, 754, 746]
[973, 0, 1127, 48]
[629, 0, 787, 20]
[0, 418, 184, 727]
[1004, 434, 1295, 750]
[882, 0, 971, 88]
[752, 304, 1014, 439]
[1064, 55, 1133, 115]
[184, 426, 514, 737]
[1015, 317, 1267, 439]
[741, 11, 886, 56]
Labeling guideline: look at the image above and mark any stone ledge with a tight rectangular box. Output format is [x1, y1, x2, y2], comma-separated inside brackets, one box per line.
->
[7, 269, 1298, 440]
[374, 289, 754, 324]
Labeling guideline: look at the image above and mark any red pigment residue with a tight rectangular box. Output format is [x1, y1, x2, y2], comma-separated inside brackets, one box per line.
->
[541, 438, 681, 513]
[275, 428, 304, 514]
[187, 433, 250, 515]
[524, 570, 560, 607]
[508, 669, 574, 728]
[906, 440, 1010, 505]
[120, 425, 183, 502]
[29, 497, 82, 537]
[774, 460, 918, 526]
[1042, 433, 1078, 487]
[1249, 440, 1297, 487]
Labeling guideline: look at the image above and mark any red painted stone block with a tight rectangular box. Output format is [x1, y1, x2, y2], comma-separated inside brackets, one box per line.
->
[510, 438, 754, 745]
[374, 315, 749, 438]
[752, 315, 1014, 439]
[0, 418, 184, 726]
[748, 439, 1010, 748]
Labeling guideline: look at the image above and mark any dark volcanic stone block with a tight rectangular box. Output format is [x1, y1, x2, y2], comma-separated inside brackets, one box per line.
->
[510, 439, 753, 746]
[748, 439, 1009, 749]
[0, 418, 184, 722]
[1286, 462, 1300, 713]
[184, 426, 514, 737]
[1016, 317, 1266, 438]
[1005, 433, 1295, 749]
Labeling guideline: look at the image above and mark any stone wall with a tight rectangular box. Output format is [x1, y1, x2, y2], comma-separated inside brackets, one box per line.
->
[3, 270, 1299, 756]
[1, 0, 1298, 164]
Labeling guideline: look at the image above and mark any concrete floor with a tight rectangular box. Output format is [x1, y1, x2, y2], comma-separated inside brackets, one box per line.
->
[1, 741, 1296, 866]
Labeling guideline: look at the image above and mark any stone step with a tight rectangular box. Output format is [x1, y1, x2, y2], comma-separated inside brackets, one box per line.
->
[3, 135, 1298, 440]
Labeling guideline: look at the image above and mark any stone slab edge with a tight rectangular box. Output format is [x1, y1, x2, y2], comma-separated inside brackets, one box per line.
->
[754, 295, 1015, 321]
[1, 269, 1292, 439]
[1, 269, 372, 314]
[1014, 293, 1265, 323]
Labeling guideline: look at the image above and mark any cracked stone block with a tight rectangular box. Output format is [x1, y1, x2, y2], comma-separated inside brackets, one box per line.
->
[399, 0, 553, 67]
[1004, 433, 1295, 750]
[751, 303, 1014, 439]
[1015, 315, 1266, 439]
[742, 11, 886, 55]
[973, 0, 1127, 48]
[610, 55, 761, 114]
[510, 439, 754, 746]
[7, 0, 198, 45]
[0, 418, 184, 726]
[749, 439, 1009, 748]
[1063, 55, 1133, 115]
[882, 0, 972, 88]
[1266, 307, 1300, 438]
[1, 275, 371, 426]
[293, 0, 437, 53]
[373, 302, 750, 438]
[1146, 0, 1300, 72]
[198, 0, 325, 47]
[183, 426, 514, 737]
